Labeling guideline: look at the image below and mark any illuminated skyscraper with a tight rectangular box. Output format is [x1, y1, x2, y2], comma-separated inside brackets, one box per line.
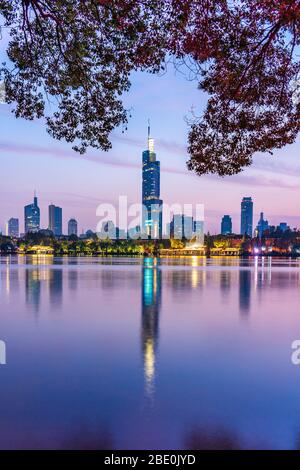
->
[240, 197, 253, 237]
[170, 214, 194, 239]
[255, 212, 269, 238]
[49, 204, 62, 236]
[24, 193, 40, 233]
[68, 218, 78, 236]
[6, 218, 19, 237]
[221, 215, 232, 235]
[142, 123, 163, 239]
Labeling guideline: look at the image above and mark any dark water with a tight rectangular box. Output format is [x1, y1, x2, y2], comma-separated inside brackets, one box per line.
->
[1, 255, 300, 449]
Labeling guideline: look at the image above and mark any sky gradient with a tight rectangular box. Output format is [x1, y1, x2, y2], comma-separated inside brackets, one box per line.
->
[1, 66, 300, 235]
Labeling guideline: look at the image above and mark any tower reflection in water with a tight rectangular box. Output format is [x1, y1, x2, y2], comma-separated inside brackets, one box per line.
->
[24, 257, 64, 315]
[141, 258, 161, 399]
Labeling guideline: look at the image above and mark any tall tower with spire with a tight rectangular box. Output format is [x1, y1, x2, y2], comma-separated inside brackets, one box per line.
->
[24, 192, 40, 233]
[142, 122, 163, 239]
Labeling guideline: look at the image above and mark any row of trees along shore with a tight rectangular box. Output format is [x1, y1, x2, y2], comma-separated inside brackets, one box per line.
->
[1, 231, 300, 256]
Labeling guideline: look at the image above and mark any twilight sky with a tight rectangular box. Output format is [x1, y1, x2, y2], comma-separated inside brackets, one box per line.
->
[1, 63, 300, 235]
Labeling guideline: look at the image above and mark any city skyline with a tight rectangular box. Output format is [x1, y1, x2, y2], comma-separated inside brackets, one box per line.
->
[1, 70, 300, 234]
[2, 128, 295, 238]
[2, 126, 296, 238]
[4, 189, 293, 239]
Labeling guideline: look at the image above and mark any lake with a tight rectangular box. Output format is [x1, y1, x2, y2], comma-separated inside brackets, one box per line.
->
[1, 255, 300, 449]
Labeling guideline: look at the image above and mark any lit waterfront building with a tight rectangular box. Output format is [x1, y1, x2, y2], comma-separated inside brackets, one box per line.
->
[240, 197, 253, 237]
[68, 218, 78, 236]
[6, 218, 19, 238]
[142, 123, 163, 239]
[24, 193, 40, 233]
[221, 215, 232, 235]
[48, 204, 62, 236]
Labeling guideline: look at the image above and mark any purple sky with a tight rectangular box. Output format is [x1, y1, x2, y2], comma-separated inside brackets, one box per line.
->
[1, 66, 300, 235]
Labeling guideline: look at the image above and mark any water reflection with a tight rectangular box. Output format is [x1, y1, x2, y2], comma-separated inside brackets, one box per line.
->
[239, 270, 251, 314]
[68, 268, 78, 291]
[2, 256, 300, 448]
[141, 258, 161, 399]
[60, 424, 113, 450]
[220, 271, 231, 297]
[185, 427, 241, 450]
[25, 267, 64, 314]
[25, 269, 41, 315]
[49, 269, 63, 309]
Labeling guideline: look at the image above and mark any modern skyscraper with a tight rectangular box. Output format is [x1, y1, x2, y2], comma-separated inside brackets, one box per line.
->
[142, 123, 163, 239]
[68, 218, 78, 236]
[170, 214, 194, 239]
[101, 220, 116, 239]
[278, 222, 290, 233]
[221, 215, 232, 235]
[193, 220, 204, 245]
[49, 204, 62, 236]
[240, 197, 253, 237]
[24, 193, 40, 233]
[255, 212, 269, 238]
[6, 218, 19, 237]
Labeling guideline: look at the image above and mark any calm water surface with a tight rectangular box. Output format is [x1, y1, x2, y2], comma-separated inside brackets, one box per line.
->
[1, 255, 300, 449]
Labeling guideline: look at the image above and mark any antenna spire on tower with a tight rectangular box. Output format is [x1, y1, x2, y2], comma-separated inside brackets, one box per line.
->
[147, 119, 154, 152]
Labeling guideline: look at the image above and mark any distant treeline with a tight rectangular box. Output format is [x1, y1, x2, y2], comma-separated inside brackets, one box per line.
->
[1, 231, 300, 256]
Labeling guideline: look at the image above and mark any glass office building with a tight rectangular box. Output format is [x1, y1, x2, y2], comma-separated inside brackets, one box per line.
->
[240, 197, 253, 237]
[24, 194, 40, 233]
[142, 126, 163, 239]
[49, 204, 62, 236]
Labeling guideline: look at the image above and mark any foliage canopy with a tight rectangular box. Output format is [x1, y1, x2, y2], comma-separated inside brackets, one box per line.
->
[1, 0, 300, 175]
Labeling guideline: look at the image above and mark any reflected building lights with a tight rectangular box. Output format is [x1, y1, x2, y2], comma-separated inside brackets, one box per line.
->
[239, 269, 251, 315]
[24, 265, 64, 315]
[267, 257, 272, 285]
[141, 258, 161, 400]
[254, 256, 259, 291]
[191, 256, 199, 288]
[26, 268, 41, 315]
[5, 257, 10, 295]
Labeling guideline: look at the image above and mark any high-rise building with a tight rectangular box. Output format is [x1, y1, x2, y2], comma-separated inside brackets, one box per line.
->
[193, 220, 204, 244]
[142, 123, 163, 239]
[101, 220, 116, 239]
[68, 218, 78, 236]
[221, 215, 232, 235]
[128, 225, 141, 240]
[6, 218, 19, 237]
[49, 204, 62, 236]
[170, 214, 194, 240]
[240, 197, 253, 237]
[278, 222, 290, 233]
[24, 193, 40, 233]
[255, 212, 269, 238]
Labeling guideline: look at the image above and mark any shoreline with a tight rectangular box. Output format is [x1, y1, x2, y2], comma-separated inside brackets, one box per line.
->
[1, 253, 300, 258]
